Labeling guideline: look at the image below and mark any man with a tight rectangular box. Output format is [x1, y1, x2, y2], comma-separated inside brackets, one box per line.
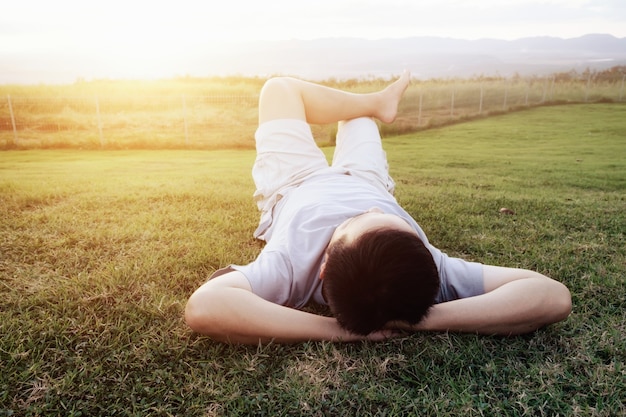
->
[185, 71, 571, 344]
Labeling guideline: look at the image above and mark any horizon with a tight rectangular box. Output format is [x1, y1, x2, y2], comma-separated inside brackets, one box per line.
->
[3, 33, 625, 86]
[2, 0, 626, 85]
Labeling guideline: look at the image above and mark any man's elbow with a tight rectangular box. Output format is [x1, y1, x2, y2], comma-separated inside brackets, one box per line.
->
[549, 281, 572, 324]
[531, 280, 572, 332]
[184, 296, 205, 333]
[184, 289, 224, 338]
[512, 281, 572, 335]
[184, 293, 208, 333]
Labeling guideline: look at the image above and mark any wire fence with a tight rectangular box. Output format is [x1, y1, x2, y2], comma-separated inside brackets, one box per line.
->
[1, 76, 625, 150]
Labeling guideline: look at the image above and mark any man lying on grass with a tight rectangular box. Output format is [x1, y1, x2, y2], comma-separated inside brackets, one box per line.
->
[185, 71, 572, 344]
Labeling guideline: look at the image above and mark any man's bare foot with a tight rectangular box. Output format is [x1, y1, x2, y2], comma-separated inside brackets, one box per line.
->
[376, 70, 411, 123]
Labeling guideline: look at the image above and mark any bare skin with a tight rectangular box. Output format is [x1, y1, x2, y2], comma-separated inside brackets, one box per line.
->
[185, 72, 572, 344]
[186, 73, 414, 344]
[258, 70, 410, 125]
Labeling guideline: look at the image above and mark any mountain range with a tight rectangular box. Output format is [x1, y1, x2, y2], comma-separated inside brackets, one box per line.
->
[2, 34, 625, 84]
[204, 33, 626, 80]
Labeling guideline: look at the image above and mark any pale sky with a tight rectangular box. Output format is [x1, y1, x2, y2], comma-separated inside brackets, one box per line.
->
[2, 0, 625, 83]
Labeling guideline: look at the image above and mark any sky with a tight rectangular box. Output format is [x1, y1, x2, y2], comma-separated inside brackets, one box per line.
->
[1, 0, 625, 83]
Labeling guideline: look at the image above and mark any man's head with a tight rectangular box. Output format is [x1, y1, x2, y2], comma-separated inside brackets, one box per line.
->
[320, 208, 439, 335]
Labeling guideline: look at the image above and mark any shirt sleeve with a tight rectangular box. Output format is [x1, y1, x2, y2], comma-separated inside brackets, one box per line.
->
[434, 252, 485, 303]
[230, 250, 296, 306]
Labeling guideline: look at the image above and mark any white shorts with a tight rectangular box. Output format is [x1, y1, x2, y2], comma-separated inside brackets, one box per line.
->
[252, 117, 395, 218]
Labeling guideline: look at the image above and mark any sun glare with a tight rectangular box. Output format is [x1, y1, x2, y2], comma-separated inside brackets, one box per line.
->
[2, 0, 625, 83]
[4, 1, 274, 82]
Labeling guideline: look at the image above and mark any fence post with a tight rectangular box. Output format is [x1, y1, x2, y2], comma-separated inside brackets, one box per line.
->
[418, 90, 423, 126]
[584, 72, 592, 102]
[620, 74, 625, 102]
[479, 84, 484, 114]
[525, 81, 530, 106]
[503, 81, 508, 110]
[542, 77, 548, 103]
[450, 87, 455, 117]
[182, 95, 189, 145]
[95, 96, 104, 147]
[7, 95, 18, 145]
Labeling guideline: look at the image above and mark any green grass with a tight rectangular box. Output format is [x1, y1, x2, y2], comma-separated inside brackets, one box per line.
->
[1, 104, 624, 416]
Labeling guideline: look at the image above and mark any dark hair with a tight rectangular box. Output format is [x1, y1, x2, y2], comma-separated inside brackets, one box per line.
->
[322, 228, 439, 335]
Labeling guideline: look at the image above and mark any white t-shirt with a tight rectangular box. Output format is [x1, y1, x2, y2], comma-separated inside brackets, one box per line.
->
[227, 170, 484, 308]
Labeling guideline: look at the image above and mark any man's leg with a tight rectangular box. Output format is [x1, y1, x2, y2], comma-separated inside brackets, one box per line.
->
[258, 71, 411, 125]
[332, 117, 395, 195]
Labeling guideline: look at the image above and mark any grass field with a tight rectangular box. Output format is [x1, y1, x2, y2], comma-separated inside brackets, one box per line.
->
[1, 104, 624, 416]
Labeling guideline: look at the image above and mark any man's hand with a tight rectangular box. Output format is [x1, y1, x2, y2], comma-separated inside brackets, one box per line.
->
[393, 265, 571, 336]
[185, 270, 401, 344]
[186, 266, 571, 344]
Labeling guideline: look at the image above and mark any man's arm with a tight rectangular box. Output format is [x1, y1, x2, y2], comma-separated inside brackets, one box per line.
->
[396, 265, 572, 335]
[185, 271, 394, 344]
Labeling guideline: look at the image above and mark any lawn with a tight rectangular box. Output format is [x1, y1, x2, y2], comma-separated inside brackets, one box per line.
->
[1, 104, 624, 416]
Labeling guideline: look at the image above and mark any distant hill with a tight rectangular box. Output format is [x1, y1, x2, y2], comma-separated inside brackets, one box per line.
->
[201, 34, 626, 80]
[2, 34, 625, 84]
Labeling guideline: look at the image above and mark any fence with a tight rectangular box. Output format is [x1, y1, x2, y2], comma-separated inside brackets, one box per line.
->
[1, 76, 625, 150]
[1, 94, 259, 149]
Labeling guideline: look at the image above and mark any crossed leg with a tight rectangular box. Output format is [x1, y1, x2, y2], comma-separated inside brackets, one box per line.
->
[258, 71, 411, 125]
